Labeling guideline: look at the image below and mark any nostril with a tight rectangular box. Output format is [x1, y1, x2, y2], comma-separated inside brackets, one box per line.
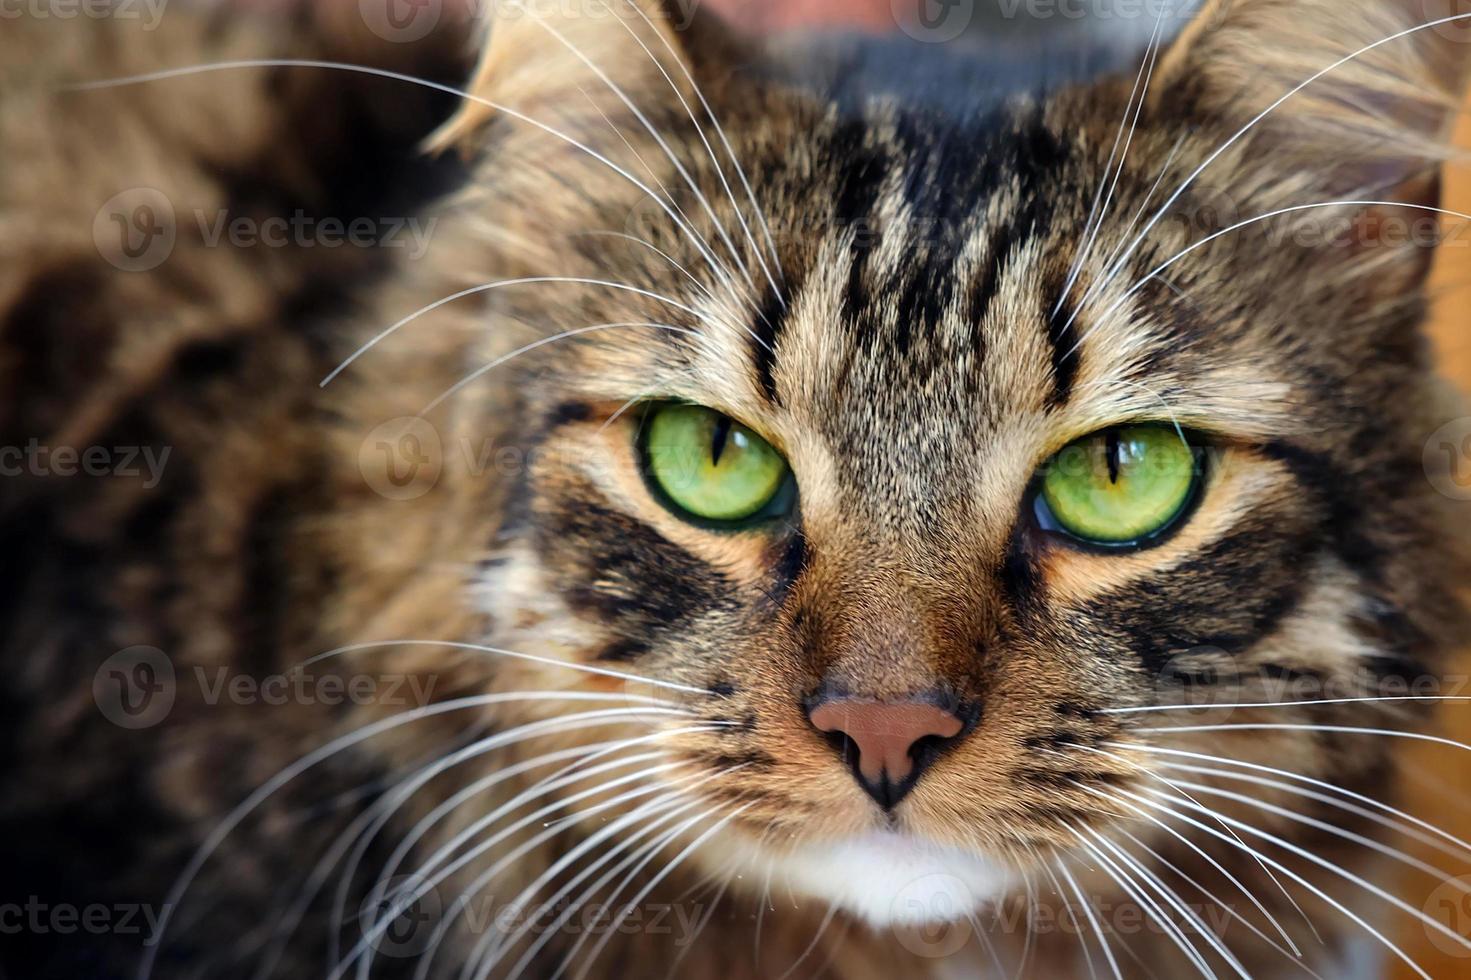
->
[806, 697, 966, 808]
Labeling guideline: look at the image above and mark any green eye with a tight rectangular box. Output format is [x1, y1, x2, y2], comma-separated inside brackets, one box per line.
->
[641, 404, 793, 524]
[1036, 425, 1202, 547]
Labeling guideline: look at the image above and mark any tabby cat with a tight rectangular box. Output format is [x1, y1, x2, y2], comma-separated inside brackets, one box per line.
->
[3, 0, 1471, 977]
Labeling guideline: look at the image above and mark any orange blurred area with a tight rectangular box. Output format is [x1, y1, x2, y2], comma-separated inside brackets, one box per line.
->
[1395, 103, 1471, 979]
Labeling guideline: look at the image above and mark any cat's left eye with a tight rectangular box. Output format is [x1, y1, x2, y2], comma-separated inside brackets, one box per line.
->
[1033, 425, 1203, 548]
[640, 403, 794, 526]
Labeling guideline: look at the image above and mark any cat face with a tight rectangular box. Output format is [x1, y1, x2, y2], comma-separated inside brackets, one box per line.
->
[447, 0, 1469, 929]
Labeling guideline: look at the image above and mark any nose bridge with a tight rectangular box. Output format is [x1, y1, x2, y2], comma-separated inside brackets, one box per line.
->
[804, 553, 976, 701]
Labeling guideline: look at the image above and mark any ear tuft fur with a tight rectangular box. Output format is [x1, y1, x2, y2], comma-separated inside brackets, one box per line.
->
[426, 0, 710, 155]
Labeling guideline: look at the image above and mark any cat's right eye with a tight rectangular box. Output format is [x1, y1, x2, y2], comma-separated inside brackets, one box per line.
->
[639, 403, 795, 526]
[1033, 425, 1203, 549]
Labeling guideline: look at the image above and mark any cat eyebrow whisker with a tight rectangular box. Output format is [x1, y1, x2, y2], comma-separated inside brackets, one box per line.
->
[421, 321, 697, 414]
[1091, 132, 1189, 293]
[615, 0, 783, 292]
[1051, 0, 1173, 323]
[1067, 200, 1471, 362]
[1063, 10, 1471, 345]
[323, 276, 728, 388]
[599, 0, 786, 309]
[517, 6, 767, 310]
[579, 91, 758, 328]
[576, 230, 722, 308]
[65, 59, 751, 348]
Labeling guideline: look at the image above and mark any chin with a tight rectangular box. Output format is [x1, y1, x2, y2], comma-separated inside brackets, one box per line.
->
[715, 828, 1014, 928]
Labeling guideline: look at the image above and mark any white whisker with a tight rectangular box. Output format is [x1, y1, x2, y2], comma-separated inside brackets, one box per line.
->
[597, 0, 784, 305]
[139, 691, 687, 980]
[1167, 775, 1471, 897]
[1068, 201, 1471, 359]
[1113, 742, 1471, 862]
[1105, 694, 1471, 714]
[65, 58, 756, 364]
[1081, 823, 1250, 980]
[1118, 786, 1433, 978]
[294, 639, 714, 697]
[519, 7, 762, 302]
[342, 761, 710, 979]
[1055, 855, 1125, 980]
[1053, 2, 1171, 319]
[617, 0, 784, 288]
[324, 276, 726, 388]
[565, 800, 754, 980]
[421, 321, 694, 414]
[1150, 786, 1471, 957]
[1139, 721, 1471, 753]
[1070, 826, 1220, 979]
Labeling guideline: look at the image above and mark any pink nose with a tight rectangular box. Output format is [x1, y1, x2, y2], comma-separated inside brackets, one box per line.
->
[808, 698, 964, 807]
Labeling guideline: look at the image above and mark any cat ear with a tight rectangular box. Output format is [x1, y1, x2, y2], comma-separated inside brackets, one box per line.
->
[1144, 0, 1470, 299]
[427, 0, 735, 154]
[1151, 0, 1469, 197]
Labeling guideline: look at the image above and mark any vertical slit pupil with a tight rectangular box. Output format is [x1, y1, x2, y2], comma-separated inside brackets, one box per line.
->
[710, 415, 733, 466]
[1105, 430, 1121, 484]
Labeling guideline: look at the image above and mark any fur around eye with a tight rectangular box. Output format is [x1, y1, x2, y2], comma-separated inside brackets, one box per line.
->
[639, 403, 795, 526]
[1033, 425, 1204, 549]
